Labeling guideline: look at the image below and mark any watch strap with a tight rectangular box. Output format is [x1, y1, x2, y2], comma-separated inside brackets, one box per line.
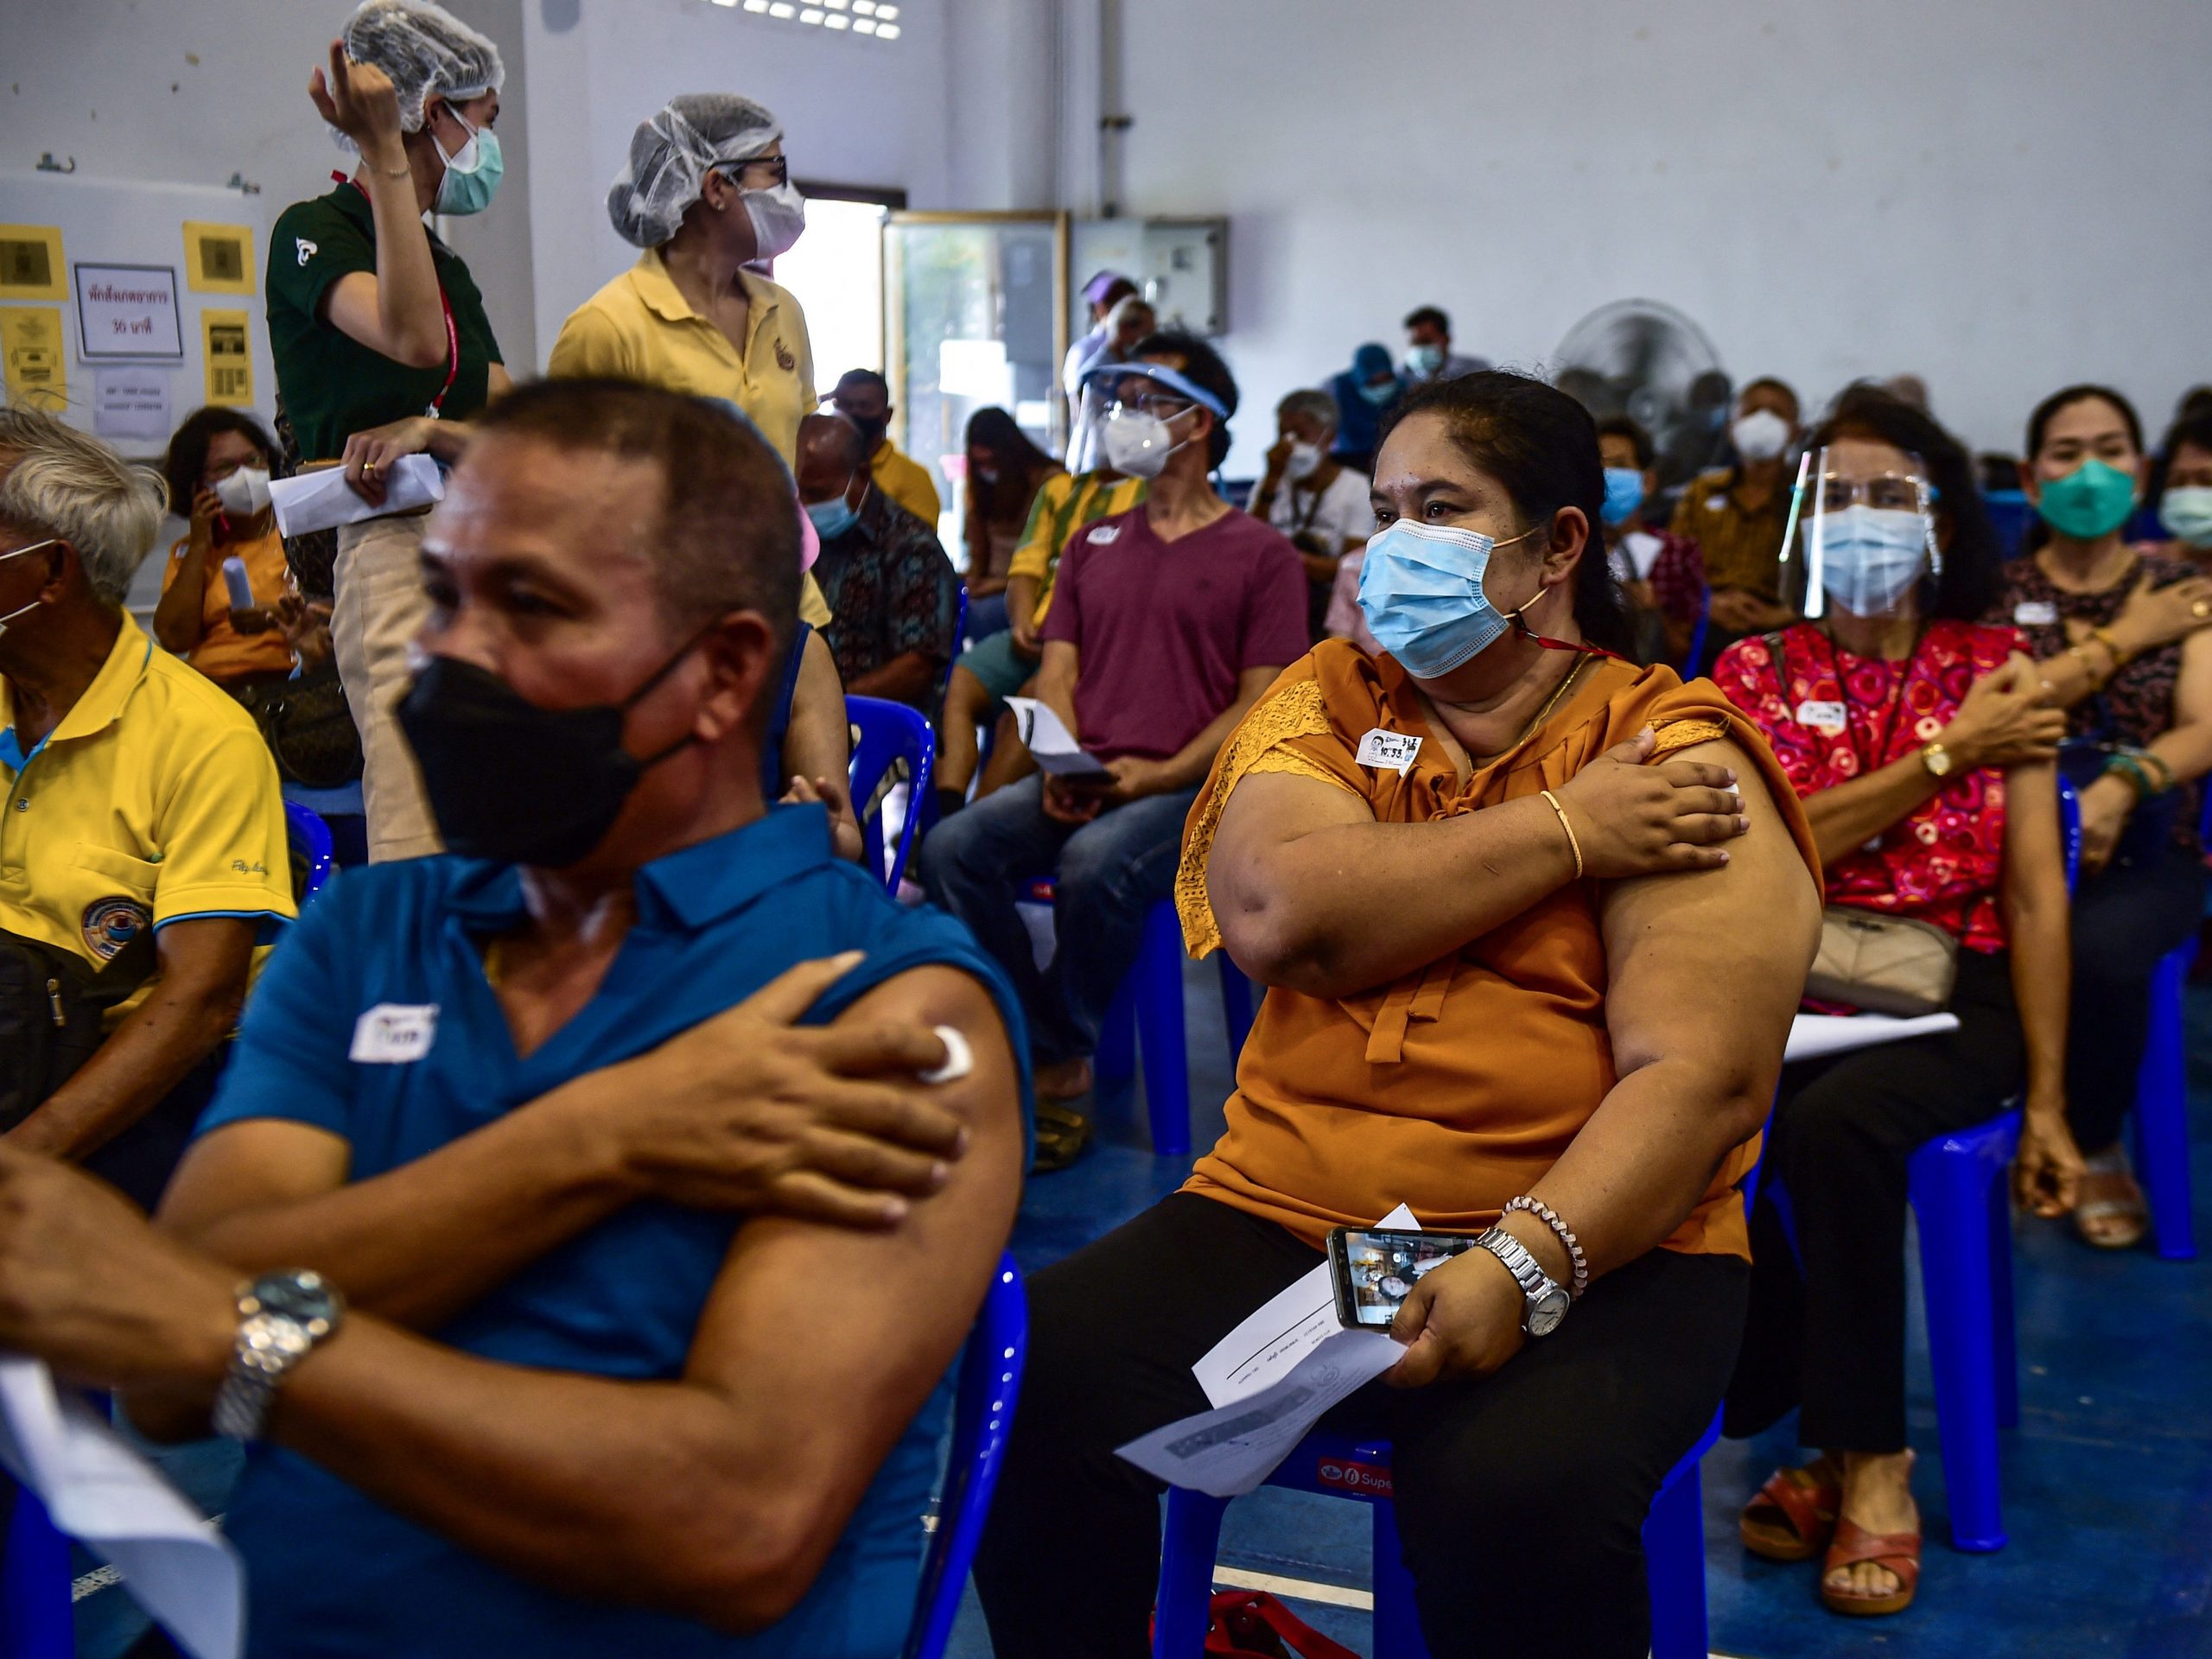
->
[1475, 1227, 1566, 1335]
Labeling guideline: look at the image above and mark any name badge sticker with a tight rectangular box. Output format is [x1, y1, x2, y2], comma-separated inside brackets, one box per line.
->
[1087, 524, 1121, 544]
[349, 1002, 440, 1065]
[1355, 728, 1422, 775]
[2012, 600, 2059, 627]
[1795, 700, 1847, 732]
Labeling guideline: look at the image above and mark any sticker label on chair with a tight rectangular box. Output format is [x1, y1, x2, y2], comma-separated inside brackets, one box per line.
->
[1314, 1458, 1394, 1499]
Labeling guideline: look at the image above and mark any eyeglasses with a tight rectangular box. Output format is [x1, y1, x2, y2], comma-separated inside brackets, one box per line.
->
[1109, 392, 1194, 422]
[1814, 472, 1930, 514]
[716, 155, 789, 189]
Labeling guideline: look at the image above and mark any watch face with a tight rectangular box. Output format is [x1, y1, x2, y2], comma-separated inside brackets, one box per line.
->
[1528, 1287, 1569, 1338]
[251, 1269, 340, 1328]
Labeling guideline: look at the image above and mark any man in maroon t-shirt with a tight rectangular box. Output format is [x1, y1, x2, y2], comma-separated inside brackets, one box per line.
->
[920, 335, 1309, 1166]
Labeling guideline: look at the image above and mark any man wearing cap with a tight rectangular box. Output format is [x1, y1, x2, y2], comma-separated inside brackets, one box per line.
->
[921, 333, 1309, 1169]
[1061, 272, 1140, 437]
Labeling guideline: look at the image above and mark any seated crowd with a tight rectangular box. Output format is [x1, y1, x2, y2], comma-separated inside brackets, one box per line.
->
[2, 3, 2210, 1656]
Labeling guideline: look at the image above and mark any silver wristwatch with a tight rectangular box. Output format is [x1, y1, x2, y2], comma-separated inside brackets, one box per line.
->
[213, 1269, 346, 1442]
[1474, 1227, 1571, 1338]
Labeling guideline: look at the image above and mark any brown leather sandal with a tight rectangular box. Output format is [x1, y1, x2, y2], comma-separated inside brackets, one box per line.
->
[1820, 1516, 1922, 1617]
[1740, 1459, 1841, 1561]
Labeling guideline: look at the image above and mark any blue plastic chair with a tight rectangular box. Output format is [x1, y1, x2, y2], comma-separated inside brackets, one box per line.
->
[1154, 1420, 1719, 1659]
[1093, 899, 1254, 1160]
[948, 588, 970, 690]
[902, 1255, 1028, 1659]
[2, 1486, 71, 1659]
[2133, 938, 2197, 1262]
[847, 696, 937, 895]
[1682, 584, 1712, 678]
[284, 799, 334, 905]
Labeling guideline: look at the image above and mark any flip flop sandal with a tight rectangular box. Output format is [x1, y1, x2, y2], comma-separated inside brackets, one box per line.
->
[1740, 1461, 1840, 1562]
[1029, 1100, 1093, 1174]
[2074, 1159, 2150, 1251]
[1820, 1516, 1921, 1617]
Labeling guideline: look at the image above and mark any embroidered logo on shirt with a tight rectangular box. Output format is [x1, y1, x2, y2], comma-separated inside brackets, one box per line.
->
[774, 337, 796, 372]
[1087, 524, 1120, 544]
[80, 898, 150, 963]
[349, 1003, 440, 1065]
[295, 237, 318, 267]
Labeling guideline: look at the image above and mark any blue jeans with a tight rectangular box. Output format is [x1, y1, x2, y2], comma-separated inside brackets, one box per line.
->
[918, 773, 1200, 1066]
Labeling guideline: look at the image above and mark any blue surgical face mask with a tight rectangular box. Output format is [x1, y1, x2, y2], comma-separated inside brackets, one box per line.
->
[1357, 519, 1544, 679]
[1600, 467, 1646, 527]
[805, 480, 861, 541]
[1406, 344, 1445, 378]
[434, 109, 504, 216]
[1814, 506, 1930, 617]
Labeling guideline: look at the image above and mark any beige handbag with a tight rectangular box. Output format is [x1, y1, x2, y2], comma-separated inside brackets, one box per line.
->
[1803, 906, 1959, 1017]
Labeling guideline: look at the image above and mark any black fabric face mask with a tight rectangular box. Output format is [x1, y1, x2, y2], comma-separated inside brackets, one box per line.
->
[397, 642, 700, 868]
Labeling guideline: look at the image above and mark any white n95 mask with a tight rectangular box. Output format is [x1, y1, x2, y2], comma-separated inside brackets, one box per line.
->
[213, 467, 272, 517]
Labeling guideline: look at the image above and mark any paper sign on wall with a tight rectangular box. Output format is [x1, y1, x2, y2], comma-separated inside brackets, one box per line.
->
[181, 221, 255, 295]
[0, 226, 67, 301]
[1, 308, 69, 412]
[201, 309, 253, 406]
[94, 368, 174, 442]
[73, 264, 184, 361]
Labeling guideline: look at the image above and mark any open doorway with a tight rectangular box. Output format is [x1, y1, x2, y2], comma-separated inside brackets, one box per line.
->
[773, 188, 898, 390]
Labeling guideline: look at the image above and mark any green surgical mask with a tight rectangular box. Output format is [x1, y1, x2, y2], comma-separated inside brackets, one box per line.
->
[2034, 456, 2139, 541]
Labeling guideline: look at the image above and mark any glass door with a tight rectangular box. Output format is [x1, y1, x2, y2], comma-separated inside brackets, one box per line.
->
[884, 213, 1068, 562]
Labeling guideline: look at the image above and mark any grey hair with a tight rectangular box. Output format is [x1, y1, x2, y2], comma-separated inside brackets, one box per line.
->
[1276, 388, 1339, 438]
[0, 406, 167, 606]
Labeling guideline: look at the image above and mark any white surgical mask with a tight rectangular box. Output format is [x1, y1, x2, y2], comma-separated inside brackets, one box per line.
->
[1284, 441, 1323, 483]
[213, 466, 272, 517]
[1732, 409, 1792, 463]
[1102, 404, 1192, 480]
[741, 179, 808, 260]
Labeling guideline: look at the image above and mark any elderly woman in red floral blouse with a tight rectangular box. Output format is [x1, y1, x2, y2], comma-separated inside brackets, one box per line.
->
[1712, 391, 2080, 1618]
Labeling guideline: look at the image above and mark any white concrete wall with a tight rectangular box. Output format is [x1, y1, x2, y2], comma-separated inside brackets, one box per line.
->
[523, 0, 952, 365]
[1061, 0, 2212, 473]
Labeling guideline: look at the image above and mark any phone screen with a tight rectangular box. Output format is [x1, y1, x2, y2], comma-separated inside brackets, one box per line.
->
[1329, 1228, 1482, 1330]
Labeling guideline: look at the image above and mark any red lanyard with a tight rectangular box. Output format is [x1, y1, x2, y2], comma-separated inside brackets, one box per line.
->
[336, 172, 461, 416]
[1503, 607, 1624, 663]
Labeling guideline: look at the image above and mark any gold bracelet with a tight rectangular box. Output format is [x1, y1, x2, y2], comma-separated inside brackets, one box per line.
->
[1539, 789, 1584, 880]
[2091, 625, 2132, 667]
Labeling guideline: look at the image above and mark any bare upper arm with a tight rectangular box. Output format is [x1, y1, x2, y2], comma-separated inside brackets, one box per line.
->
[1600, 738, 1820, 1084]
[2173, 627, 2212, 728]
[156, 1118, 353, 1238]
[1207, 770, 1370, 963]
[678, 964, 1023, 1559]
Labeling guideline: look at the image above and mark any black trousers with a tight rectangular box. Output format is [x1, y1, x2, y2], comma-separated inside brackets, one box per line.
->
[2065, 841, 2207, 1156]
[975, 1192, 1748, 1659]
[1725, 948, 2022, 1453]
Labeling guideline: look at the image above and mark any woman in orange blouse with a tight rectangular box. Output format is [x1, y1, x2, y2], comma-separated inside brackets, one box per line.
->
[975, 373, 1823, 1659]
[156, 409, 296, 688]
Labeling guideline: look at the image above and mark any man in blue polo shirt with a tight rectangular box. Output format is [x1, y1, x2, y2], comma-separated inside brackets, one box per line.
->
[0, 379, 1027, 1658]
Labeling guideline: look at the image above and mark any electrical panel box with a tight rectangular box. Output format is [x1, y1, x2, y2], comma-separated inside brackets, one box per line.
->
[1070, 216, 1229, 339]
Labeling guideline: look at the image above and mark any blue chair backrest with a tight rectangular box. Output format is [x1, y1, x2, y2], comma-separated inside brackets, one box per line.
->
[949, 588, 970, 687]
[284, 800, 334, 905]
[1682, 585, 1712, 679]
[902, 1255, 1027, 1659]
[847, 696, 936, 895]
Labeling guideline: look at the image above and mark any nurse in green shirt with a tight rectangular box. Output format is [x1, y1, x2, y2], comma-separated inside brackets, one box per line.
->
[265, 0, 512, 861]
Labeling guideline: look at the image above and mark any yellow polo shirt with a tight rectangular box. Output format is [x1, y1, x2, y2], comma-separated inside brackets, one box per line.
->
[870, 440, 942, 528]
[549, 250, 817, 467]
[1007, 471, 1148, 624]
[0, 612, 294, 999]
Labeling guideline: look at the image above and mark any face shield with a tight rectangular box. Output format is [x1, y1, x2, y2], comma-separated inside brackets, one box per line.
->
[1779, 448, 1941, 620]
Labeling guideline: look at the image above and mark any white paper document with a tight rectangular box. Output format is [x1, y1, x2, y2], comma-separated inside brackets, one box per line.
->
[1005, 696, 1112, 779]
[0, 1356, 242, 1659]
[1784, 1011, 1960, 1064]
[269, 454, 443, 537]
[1117, 1205, 1416, 1498]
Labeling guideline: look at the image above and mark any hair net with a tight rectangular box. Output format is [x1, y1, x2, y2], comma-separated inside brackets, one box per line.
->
[607, 94, 783, 249]
[337, 0, 505, 143]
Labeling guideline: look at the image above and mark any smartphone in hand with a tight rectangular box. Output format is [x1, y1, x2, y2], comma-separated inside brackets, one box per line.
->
[1326, 1227, 1482, 1332]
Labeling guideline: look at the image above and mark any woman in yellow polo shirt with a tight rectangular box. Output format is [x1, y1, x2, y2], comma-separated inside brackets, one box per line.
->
[551, 93, 858, 857]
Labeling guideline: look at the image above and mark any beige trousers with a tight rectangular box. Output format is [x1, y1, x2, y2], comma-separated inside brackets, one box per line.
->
[333, 513, 443, 862]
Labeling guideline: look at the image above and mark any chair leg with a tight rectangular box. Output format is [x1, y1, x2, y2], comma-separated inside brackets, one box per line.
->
[1642, 1452, 1708, 1659]
[1096, 980, 1137, 1088]
[1135, 902, 1192, 1158]
[1988, 1156, 2020, 1431]
[1908, 1130, 2012, 1552]
[1154, 1488, 1230, 1659]
[1217, 955, 1255, 1066]
[2133, 944, 2198, 1262]
[3, 1486, 73, 1659]
[1370, 1499, 1431, 1659]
